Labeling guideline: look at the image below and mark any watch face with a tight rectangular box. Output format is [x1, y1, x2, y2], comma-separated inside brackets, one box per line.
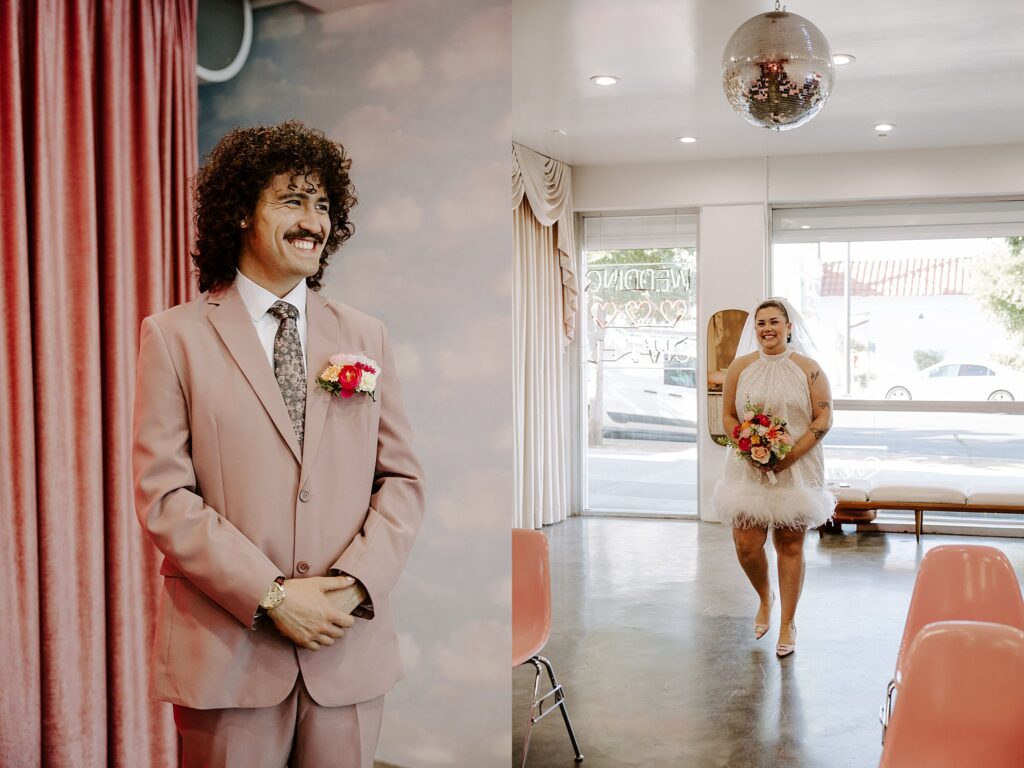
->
[261, 582, 284, 610]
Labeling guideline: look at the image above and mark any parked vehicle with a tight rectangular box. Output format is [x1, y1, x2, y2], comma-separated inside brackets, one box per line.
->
[596, 358, 698, 441]
[883, 361, 1024, 401]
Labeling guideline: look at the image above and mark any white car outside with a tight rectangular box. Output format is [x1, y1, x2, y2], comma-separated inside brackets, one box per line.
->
[596, 363, 698, 440]
[883, 361, 1024, 402]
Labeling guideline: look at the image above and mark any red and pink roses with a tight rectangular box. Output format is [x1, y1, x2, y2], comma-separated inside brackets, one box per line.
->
[730, 400, 793, 484]
[316, 354, 380, 400]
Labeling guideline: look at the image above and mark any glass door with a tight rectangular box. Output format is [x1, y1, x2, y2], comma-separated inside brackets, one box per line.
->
[581, 213, 698, 516]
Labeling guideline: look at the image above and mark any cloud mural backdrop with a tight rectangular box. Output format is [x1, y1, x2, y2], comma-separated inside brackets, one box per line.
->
[199, 1, 512, 765]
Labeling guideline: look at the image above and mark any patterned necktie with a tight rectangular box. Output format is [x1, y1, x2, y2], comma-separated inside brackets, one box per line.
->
[268, 301, 306, 451]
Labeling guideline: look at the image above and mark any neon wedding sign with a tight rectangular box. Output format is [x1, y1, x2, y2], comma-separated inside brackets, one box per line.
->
[585, 264, 692, 296]
[585, 262, 697, 366]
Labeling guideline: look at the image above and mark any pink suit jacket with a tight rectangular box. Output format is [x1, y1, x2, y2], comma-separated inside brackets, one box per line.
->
[132, 282, 424, 709]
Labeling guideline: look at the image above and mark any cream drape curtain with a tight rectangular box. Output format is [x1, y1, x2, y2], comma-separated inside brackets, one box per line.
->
[512, 142, 578, 341]
[512, 143, 577, 529]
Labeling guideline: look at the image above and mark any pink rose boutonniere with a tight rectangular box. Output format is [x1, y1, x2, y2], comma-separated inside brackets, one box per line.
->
[316, 354, 381, 401]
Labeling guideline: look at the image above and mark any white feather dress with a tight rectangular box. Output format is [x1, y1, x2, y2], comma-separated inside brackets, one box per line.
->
[712, 348, 836, 529]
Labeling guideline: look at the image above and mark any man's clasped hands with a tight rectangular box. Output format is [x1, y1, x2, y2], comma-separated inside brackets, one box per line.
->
[268, 575, 367, 651]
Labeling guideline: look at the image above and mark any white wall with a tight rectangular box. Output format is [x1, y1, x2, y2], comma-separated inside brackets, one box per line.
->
[576, 143, 1024, 212]
[696, 205, 766, 520]
[574, 157, 768, 210]
[769, 144, 1024, 203]
[574, 142, 1024, 521]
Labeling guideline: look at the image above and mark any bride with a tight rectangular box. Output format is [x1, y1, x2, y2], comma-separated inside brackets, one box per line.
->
[712, 298, 836, 657]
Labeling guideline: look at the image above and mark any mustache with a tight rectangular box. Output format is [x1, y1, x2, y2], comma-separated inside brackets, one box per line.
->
[284, 228, 324, 244]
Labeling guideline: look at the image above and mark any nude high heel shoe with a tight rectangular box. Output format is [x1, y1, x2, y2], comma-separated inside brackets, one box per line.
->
[776, 622, 797, 657]
[754, 593, 775, 640]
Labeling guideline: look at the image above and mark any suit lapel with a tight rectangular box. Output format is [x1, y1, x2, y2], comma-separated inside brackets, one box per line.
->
[300, 291, 336, 486]
[207, 284, 302, 464]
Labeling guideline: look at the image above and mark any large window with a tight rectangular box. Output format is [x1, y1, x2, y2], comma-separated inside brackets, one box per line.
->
[773, 201, 1024, 400]
[581, 213, 698, 515]
[772, 201, 1024, 527]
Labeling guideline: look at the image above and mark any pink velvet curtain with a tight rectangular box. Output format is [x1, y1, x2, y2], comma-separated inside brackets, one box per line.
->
[0, 1, 197, 764]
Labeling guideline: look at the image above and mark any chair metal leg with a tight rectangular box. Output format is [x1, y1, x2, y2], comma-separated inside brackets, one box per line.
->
[520, 659, 544, 768]
[536, 655, 584, 762]
[879, 677, 896, 744]
[519, 656, 584, 765]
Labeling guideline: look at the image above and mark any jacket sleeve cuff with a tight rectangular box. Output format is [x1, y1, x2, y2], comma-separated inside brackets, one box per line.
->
[329, 567, 375, 619]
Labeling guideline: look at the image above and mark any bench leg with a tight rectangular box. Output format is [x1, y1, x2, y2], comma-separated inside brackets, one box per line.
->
[818, 519, 843, 537]
[915, 510, 923, 542]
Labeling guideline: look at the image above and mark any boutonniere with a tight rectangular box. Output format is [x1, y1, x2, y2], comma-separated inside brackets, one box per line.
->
[316, 354, 380, 401]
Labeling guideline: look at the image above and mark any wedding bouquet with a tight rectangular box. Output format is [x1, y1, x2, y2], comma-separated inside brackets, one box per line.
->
[731, 400, 793, 485]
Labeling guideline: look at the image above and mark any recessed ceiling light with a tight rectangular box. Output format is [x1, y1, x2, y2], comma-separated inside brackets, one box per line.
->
[677, 136, 698, 144]
[590, 75, 619, 86]
[874, 123, 895, 134]
[800, 225, 811, 229]
[832, 53, 856, 66]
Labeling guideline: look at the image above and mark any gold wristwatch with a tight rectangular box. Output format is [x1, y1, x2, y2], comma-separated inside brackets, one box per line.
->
[259, 578, 286, 613]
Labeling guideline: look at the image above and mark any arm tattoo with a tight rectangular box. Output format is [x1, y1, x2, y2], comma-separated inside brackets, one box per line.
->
[817, 401, 831, 409]
[809, 370, 821, 385]
[811, 426, 829, 440]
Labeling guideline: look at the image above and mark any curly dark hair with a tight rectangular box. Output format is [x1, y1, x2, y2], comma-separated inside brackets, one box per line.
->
[192, 121, 357, 293]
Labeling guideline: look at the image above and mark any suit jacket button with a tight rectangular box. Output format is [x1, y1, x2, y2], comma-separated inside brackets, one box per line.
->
[296, 561, 310, 574]
[299, 490, 311, 502]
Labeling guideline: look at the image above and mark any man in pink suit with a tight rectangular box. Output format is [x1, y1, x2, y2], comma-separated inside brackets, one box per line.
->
[133, 121, 424, 767]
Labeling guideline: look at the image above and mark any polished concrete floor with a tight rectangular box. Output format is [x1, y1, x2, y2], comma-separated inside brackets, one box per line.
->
[512, 517, 1024, 768]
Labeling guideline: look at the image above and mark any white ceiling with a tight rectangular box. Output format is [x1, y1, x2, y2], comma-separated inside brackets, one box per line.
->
[513, 0, 1024, 166]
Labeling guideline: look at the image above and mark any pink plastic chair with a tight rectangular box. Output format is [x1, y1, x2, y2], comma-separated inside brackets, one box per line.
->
[512, 529, 583, 767]
[879, 621, 1024, 768]
[881, 545, 1024, 738]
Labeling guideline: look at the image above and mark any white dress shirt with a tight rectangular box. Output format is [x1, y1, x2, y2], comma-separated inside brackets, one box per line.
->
[234, 270, 308, 370]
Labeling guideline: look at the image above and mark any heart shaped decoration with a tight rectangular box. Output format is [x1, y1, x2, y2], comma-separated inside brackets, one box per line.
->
[624, 299, 655, 326]
[590, 301, 617, 328]
[659, 299, 688, 327]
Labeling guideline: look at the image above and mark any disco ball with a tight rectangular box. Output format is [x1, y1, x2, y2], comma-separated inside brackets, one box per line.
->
[722, 9, 833, 130]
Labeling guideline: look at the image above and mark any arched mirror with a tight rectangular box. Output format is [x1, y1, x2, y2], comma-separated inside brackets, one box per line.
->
[197, 0, 253, 84]
[707, 309, 748, 444]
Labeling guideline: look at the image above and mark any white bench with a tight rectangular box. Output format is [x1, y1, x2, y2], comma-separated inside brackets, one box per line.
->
[821, 475, 1024, 541]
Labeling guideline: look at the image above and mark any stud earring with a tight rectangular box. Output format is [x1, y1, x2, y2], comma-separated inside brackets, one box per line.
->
[240, 220, 247, 228]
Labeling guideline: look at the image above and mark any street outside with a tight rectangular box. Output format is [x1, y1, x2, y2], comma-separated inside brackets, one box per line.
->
[586, 410, 1024, 516]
